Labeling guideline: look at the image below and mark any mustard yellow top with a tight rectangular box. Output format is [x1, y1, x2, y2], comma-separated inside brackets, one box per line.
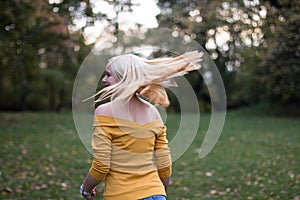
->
[89, 115, 172, 200]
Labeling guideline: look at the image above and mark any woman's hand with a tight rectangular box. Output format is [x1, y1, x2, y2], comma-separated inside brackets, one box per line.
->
[82, 187, 96, 200]
[81, 173, 100, 199]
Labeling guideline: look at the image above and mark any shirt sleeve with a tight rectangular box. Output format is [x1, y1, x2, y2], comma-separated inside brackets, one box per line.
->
[89, 122, 112, 181]
[154, 126, 172, 178]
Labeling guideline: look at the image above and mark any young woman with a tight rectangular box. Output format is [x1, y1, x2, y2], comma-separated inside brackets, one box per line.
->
[80, 51, 203, 200]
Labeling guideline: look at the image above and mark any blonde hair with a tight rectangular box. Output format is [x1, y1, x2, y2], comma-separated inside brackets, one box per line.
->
[94, 51, 204, 107]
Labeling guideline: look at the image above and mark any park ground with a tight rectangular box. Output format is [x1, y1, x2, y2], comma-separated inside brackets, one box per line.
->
[0, 107, 299, 199]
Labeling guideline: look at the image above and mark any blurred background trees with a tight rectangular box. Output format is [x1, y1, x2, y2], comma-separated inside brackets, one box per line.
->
[0, 0, 299, 115]
[157, 0, 299, 115]
[0, 0, 91, 111]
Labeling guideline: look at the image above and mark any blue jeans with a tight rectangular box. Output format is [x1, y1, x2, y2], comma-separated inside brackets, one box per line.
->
[141, 195, 166, 200]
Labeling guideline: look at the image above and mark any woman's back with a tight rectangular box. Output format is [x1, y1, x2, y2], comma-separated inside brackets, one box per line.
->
[92, 97, 171, 199]
[95, 96, 161, 125]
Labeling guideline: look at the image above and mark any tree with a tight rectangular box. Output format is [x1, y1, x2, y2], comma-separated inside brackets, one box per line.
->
[156, 0, 300, 114]
[0, 0, 91, 110]
[254, 0, 300, 115]
[156, 0, 265, 108]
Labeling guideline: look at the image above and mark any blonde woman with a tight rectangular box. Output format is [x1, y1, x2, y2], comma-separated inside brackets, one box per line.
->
[80, 51, 203, 200]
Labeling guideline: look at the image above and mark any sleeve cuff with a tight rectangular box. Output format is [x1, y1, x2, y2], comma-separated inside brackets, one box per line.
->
[158, 165, 172, 178]
[89, 159, 110, 181]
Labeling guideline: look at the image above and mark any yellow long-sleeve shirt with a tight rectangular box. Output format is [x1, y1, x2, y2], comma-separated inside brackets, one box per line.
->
[89, 115, 172, 200]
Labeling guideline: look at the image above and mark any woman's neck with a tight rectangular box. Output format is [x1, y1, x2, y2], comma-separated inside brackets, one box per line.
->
[110, 95, 154, 123]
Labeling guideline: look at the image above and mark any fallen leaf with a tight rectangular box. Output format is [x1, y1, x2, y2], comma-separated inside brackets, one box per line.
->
[5, 187, 13, 193]
[210, 190, 218, 195]
[205, 172, 213, 177]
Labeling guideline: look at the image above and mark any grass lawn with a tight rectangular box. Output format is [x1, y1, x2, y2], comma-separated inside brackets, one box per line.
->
[0, 108, 299, 199]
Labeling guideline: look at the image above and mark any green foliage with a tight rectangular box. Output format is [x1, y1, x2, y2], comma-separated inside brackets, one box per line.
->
[157, 0, 265, 109]
[0, 0, 91, 111]
[156, 0, 300, 114]
[0, 111, 299, 199]
[253, 0, 300, 115]
[0, 0, 299, 115]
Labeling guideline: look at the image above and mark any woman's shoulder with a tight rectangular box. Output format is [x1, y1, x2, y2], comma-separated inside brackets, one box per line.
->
[148, 104, 162, 121]
[94, 100, 162, 123]
[95, 102, 113, 116]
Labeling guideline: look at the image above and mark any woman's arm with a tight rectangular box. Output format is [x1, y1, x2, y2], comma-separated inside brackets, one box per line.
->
[154, 126, 172, 194]
[81, 107, 112, 199]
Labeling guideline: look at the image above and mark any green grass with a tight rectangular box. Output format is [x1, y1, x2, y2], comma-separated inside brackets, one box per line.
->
[0, 109, 299, 199]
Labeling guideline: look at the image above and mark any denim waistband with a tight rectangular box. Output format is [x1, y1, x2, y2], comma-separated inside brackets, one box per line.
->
[141, 195, 166, 200]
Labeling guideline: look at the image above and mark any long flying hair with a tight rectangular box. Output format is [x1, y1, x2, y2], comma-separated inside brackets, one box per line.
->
[93, 51, 204, 107]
